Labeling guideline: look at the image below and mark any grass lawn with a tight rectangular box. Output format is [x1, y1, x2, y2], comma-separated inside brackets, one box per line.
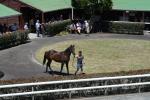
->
[35, 39, 150, 74]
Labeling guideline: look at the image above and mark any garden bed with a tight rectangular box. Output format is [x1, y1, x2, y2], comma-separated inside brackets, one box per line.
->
[0, 69, 150, 85]
[0, 30, 29, 49]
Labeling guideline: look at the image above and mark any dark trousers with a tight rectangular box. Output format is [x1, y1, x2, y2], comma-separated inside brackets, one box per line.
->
[36, 30, 40, 37]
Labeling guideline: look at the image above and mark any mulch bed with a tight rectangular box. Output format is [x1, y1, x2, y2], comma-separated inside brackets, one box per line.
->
[0, 69, 150, 85]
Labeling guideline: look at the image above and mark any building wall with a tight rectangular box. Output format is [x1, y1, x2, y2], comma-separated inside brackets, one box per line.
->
[0, 0, 26, 29]
[0, 16, 19, 25]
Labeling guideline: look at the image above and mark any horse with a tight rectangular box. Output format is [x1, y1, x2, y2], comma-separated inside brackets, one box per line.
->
[43, 45, 75, 75]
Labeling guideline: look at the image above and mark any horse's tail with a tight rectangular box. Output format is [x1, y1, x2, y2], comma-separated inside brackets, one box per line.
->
[43, 52, 47, 65]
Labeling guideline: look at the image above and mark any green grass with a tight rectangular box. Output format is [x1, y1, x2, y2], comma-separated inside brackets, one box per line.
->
[35, 39, 150, 74]
[56, 31, 69, 36]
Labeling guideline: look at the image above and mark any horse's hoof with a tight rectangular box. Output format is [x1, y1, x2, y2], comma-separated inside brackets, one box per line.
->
[44, 71, 47, 73]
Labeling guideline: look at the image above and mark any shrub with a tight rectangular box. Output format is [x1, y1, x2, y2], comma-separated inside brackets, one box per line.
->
[107, 21, 144, 35]
[0, 30, 29, 49]
[45, 19, 71, 36]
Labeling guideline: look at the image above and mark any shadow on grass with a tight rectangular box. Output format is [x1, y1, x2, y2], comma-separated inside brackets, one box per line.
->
[47, 71, 73, 76]
[0, 71, 4, 79]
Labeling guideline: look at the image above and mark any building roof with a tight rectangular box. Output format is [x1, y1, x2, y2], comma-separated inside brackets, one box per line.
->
[19, 0, 72, 13]
[0, 4, 21, 18]
[112, 0, 150, 11]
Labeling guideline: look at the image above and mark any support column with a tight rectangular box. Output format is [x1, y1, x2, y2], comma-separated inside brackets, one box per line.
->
[42, 12, 45, 23]
[19, 15, 24, 29]
[142, 12, 145, 22]
[71, 7, 74, 20]
[123, 11, 126, 21]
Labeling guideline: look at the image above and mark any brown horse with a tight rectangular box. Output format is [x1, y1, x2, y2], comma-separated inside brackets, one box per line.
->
[43, 45, 75, 75]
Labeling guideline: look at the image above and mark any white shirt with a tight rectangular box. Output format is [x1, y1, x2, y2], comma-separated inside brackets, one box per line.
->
[85, 22, 90, 33]
[36, 22, 40, 30]
[24, 24, 28, 30]
[76, 23, 81, 30]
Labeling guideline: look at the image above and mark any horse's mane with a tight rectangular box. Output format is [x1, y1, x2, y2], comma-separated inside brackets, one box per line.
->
[64, 46, 71, 53]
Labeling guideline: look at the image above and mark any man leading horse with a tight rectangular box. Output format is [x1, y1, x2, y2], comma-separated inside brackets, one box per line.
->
[43, 45, 75, 75]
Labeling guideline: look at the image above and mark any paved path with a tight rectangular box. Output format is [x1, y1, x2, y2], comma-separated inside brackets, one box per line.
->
[1, 33, 150, 80]
[72, 92, 150, 100]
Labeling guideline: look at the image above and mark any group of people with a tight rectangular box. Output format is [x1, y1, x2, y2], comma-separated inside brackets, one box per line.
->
[69, 19, 90, 34]
[0, 23, 18, 35]
[24, 20, 46, 37]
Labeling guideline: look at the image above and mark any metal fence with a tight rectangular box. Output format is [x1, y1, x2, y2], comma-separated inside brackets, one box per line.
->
[0, 74, 150, 99]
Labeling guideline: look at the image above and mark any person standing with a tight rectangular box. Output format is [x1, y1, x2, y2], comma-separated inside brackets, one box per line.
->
[60, 14, 63, 20]
[24, 22, 29, 31]
[41, 23, 46, 37]
[35, 20, 41, 37]
[0, 23, 3, 35]
[3, 24, 8, 33]
[75, 51, 84, 75]
[10, 23, 18, 32]
[76, 21, 82, 34]
[84, 20, 90, 34]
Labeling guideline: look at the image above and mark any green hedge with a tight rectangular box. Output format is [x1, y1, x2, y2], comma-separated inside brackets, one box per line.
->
[45, 19, 71, 36]
[0, 30, 29, 49]
[107, 21, 144, 35]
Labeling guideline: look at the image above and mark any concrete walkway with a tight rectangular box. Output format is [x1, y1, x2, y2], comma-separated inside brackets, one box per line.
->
[1, 33, 150, 80]
[72, 92, 150, 100]
[28, 33, 43, 39]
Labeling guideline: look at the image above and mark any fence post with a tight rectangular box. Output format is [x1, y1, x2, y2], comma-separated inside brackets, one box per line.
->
[104, 81, 108, 95]
[32, 87, 34, 100]
[69, 84, 72, 99]
[138, 78, 141, 93]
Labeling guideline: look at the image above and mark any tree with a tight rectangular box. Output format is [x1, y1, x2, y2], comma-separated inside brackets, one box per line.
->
[72, 0, 112, 32]
[72, 0, 112, 15]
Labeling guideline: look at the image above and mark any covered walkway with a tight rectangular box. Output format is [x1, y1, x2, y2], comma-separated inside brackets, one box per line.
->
[19, 0, 72, 23]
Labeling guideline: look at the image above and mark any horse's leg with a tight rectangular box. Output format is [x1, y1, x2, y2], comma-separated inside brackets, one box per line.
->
[48, 60, 53, 72]
[46, 61, 49, 72]
[66, 62, 69, 75]
[60, 63, 64, 73]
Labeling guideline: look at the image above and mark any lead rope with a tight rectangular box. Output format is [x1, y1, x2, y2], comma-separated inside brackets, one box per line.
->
[72, 55, 75, 68]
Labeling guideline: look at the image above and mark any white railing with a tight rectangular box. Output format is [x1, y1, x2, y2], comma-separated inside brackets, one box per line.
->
[0, 74, 150, 99]
[0, 82, 150, 98]
[1, 74, 150, 89]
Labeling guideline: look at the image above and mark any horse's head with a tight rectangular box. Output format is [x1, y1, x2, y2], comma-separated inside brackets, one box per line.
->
[65, 45, 75, 56]
[70, 45, 75, 57]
